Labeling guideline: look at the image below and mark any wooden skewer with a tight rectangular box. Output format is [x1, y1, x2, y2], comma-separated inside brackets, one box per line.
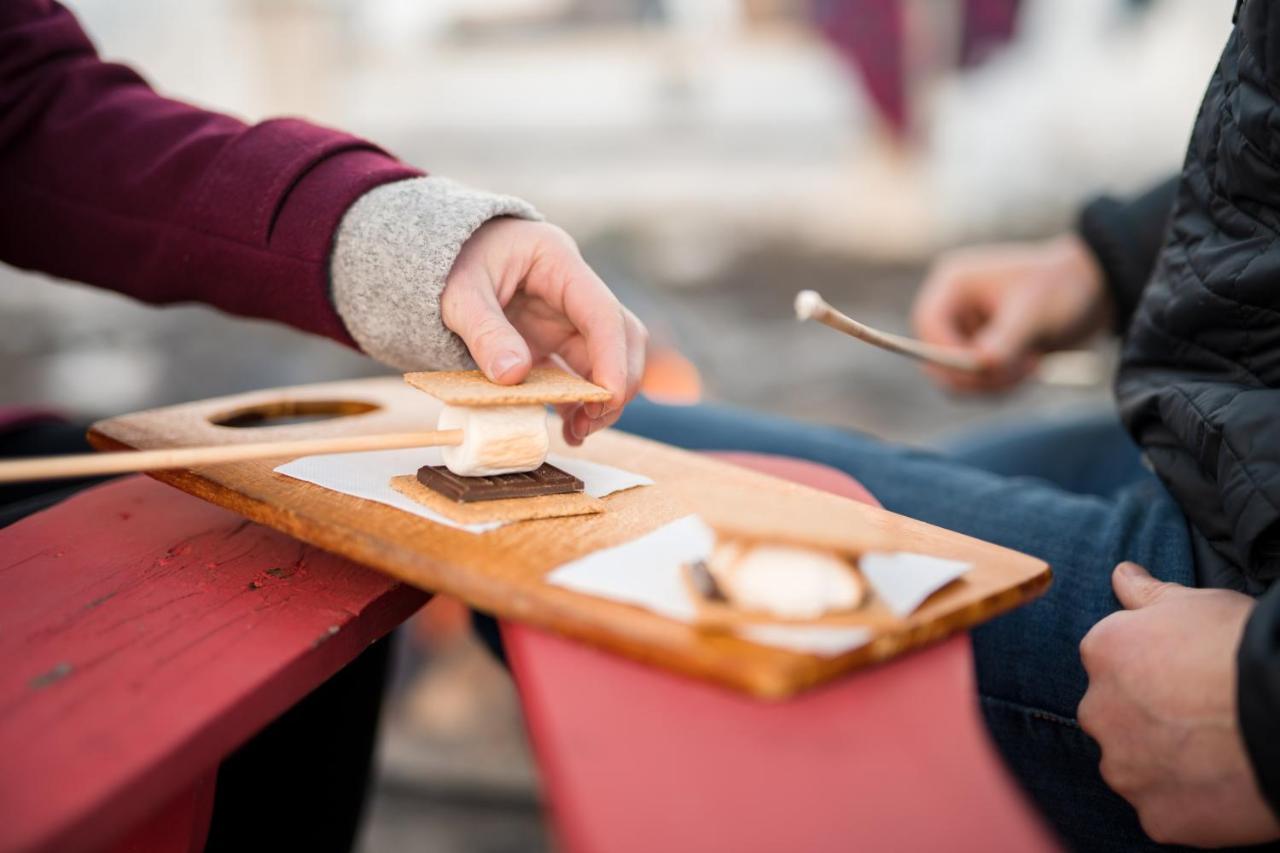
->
[794, 289, 983, 374]
[0, 429, 464, 484]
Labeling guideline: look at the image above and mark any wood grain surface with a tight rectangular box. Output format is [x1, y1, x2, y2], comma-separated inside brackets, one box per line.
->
[89, 377, 1051, 698]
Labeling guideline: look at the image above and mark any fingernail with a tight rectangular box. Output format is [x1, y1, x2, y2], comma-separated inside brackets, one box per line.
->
[584, 402, 605, 419]
[490, 352, 523, 380]
[1116, 562, 1140, 579]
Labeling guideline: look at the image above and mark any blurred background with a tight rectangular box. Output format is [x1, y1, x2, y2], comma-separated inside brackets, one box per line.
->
[0, 1, 1233, 850]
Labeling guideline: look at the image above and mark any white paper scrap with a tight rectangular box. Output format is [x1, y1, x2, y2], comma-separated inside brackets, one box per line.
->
[546, 515, 715, 622]
[553, 455, 653, 500]
[274, 448, 652, 535]
[859, 551, 972, 617]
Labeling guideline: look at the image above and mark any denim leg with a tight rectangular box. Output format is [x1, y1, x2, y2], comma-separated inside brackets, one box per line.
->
[616, 398, 1195, 851]
[941, 408, 1152, 499]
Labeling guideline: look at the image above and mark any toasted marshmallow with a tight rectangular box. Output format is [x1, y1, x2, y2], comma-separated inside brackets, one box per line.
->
[708, 541, 864, 619]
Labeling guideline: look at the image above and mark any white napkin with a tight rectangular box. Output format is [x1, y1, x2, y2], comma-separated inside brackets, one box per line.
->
[546, 516, 972, 657]
[547, 515, 873, 656]
[859, 551, 971, 617]
[274, 448, 652, 534]
[548, 514, 713, 621]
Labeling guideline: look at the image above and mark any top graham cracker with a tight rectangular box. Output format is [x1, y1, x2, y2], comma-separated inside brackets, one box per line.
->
[403, 367, 612, 406]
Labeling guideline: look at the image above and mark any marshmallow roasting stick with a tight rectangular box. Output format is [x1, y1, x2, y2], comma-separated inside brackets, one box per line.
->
[0, 366, 611, 484]
[794, 289, 982, 374]
[0, 430, 466, 484]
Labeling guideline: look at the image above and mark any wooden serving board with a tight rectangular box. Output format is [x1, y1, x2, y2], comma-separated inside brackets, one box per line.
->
[89, 377, 1050, 699]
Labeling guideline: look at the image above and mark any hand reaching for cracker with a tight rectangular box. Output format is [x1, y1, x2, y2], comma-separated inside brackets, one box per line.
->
[441, 219, 648, 446]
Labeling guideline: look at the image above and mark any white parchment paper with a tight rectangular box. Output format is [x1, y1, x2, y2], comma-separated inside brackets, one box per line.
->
[859, 551, 971, 617]
[547, 515, 972, 656]
[275, 448, 652, 534]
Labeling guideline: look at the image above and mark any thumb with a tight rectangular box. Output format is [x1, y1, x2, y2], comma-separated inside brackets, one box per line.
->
[973, 299, 1038, 369]
[441, 278, 532, 384]
[1112, 561, 1178, 609]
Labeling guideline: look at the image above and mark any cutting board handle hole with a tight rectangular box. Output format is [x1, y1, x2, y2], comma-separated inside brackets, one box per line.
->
[209, 399, 381, 429]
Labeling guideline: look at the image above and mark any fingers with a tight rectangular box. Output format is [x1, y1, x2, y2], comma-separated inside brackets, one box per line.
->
[912, 256, 1040, 394]
[562, 405, 592, 447]
[913, 262, 998, 393]
[973, 292, 1042, 372]
[553, 309, 648, 442]
[1079, 611, 1123, 676]
[440, 271, 532, 384]
[526, 233, 646, 437]
[1112, 561, 1179, 610]
[558, 264, 630, 409]
[587, 308, 647, 421]
[912, 264, 973, 350]
[911, 267, 967, 343]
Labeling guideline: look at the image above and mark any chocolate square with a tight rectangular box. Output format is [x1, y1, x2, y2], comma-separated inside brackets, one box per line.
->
[415, 463, 584, 504]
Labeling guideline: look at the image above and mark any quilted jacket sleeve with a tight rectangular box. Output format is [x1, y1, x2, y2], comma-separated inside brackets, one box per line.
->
[1115, 1, 1280, 819]
[1076, 176, 1179, 333]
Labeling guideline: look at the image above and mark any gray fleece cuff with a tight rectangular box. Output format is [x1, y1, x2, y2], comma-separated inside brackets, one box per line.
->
[330, 176, 542, 371]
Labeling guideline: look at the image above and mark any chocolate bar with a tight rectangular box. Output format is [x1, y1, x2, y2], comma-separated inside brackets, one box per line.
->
[415, 463, 584, 504]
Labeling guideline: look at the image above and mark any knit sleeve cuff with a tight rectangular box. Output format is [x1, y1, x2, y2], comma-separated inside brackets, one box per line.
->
[330, 176, 542, 371]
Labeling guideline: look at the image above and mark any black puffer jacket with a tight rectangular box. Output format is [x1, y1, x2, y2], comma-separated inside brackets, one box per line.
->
[1078, 0, 1280, 820]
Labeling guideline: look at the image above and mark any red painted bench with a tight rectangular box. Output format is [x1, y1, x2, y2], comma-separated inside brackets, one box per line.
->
[0, 456, 1057, 852]
[0, 476, 427, 853]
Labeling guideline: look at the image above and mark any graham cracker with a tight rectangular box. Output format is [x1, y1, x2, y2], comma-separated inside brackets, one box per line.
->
[678, 478, 888, 556]
[391, 475, 605, 524]
[404, 367, 611, 407]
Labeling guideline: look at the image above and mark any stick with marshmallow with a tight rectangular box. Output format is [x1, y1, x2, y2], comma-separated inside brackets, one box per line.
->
[0, 367, 611, 485]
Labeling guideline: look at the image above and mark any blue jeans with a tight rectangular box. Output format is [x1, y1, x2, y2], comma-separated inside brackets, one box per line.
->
[615, 398, 1195, 852]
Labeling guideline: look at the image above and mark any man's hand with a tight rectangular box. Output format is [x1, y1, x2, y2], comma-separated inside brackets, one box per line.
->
[441, 218, 648, 445]
[1078, 562, 1279, 847]
[911, 234, 1110, 393]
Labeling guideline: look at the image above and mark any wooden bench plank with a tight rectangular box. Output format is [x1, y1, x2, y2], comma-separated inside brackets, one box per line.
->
[0, 476, 428, 853]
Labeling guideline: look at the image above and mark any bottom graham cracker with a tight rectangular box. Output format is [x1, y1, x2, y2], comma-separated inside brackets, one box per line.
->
[390, 475, 605, 524]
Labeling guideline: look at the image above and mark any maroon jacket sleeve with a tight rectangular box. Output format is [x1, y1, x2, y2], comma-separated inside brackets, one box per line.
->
[0, 1, 423, 346]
